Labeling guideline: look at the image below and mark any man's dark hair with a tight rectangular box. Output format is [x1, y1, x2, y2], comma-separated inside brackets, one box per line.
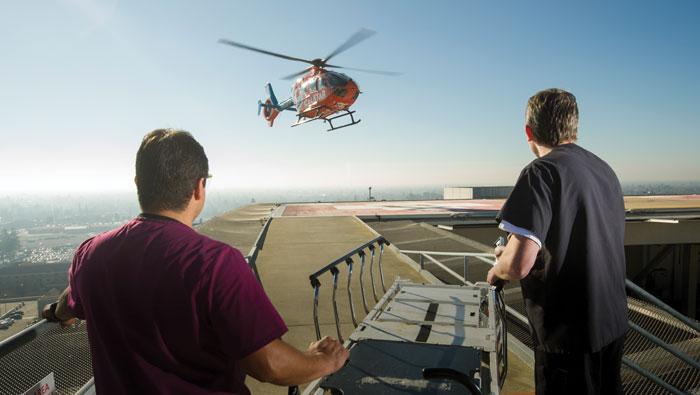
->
[135, 129, 208, 213]
[526, 88, 579, 146]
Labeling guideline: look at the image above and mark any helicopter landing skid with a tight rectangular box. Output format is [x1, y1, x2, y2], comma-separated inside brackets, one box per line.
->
[324, 110, 361, 131]
[292, 109, 361, 132]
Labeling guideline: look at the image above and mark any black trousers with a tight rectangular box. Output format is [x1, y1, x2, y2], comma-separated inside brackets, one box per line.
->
[534, 334, 626, 395]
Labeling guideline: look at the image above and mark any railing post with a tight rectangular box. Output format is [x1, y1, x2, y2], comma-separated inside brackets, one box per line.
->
[346, 258, 358, 327]
[330, 267, 343, 343]
[368, 244, 379, 302]
[358, 250, 369, 314]
[311, 277, 321, 341]
[420, 254, 425, 270]
[378, 239, 389, 293]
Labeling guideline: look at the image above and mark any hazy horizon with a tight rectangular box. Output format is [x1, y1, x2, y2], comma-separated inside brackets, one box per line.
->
[3, 178, 700, 198]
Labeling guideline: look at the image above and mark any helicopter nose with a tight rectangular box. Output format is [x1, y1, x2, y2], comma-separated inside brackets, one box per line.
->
[347, 79, 360, 99]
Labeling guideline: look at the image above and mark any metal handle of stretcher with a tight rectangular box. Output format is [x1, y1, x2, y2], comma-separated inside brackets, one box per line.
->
[309, 236, 389, 341]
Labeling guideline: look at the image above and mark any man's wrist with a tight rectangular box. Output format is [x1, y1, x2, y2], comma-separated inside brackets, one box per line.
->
[492, 263, 507, 280]
[45, 302, 61, 322]
[45, 302, 71, 323]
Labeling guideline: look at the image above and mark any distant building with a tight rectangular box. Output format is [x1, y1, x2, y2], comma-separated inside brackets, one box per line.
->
[443, 186, 513, 200]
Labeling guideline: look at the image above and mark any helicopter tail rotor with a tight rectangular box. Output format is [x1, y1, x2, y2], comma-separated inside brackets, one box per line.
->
[261, 98, 280, 127]
[259, 83, 281, 127]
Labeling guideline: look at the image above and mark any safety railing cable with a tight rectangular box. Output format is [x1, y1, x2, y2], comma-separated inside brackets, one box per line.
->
[626, 279, 700, 334]
[621, 357, 685, 395]
[308, 236, 389, 341]
[628, 321, 700, 372]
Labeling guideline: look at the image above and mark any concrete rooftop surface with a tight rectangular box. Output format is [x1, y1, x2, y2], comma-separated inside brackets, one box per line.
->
[198, 203, 536, 394]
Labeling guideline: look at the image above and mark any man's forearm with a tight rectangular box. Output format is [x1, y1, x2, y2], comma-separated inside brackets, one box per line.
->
[492, 234, 540, 280]
[241, 337, 347, 386]
[56, 287, 75, 321]
[264, 341, 336, 386]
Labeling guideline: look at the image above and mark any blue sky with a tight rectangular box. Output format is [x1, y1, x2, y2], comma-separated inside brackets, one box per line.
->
[1, 1, 698, 194]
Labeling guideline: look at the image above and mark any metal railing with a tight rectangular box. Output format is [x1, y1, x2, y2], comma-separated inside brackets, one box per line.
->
[399, 249, 700, 395]
[308, 236, 389, 342]
[0, 319, 93, 394]
[0, 320, 55, 359]
[245, 216, 273, 288]
[623, 280, 700, 394]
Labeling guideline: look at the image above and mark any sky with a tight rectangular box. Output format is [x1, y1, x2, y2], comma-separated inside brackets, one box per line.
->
[1, 1, 699, 195]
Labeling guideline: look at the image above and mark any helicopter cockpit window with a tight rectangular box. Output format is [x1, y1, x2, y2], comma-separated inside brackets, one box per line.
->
[326, 73, 349, 87]
[318, 77, 328, 90]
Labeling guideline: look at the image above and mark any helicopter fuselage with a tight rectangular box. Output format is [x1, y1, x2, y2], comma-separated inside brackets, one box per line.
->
[291, 67, 360, 120]
[219, 28, 393, 131]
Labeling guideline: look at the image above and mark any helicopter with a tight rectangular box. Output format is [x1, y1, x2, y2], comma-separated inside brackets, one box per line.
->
[218, 29, 398, 131]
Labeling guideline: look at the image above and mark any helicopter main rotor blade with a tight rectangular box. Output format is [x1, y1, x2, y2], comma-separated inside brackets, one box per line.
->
[218, 39, 315, 66]
[325, 64, 402, 76]
[281, 67, 313, 81]
[322, 28, 376, 64]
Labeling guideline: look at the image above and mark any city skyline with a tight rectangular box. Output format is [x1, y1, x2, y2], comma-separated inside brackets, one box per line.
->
[1, 1, 699, 194]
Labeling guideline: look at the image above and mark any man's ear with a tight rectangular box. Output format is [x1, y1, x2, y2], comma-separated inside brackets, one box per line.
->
[525, 125, 534, 142]
[194, 177, 205, 201]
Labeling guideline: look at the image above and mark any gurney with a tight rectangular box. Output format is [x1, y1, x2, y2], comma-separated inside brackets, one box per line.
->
[302, 279, 507, 394]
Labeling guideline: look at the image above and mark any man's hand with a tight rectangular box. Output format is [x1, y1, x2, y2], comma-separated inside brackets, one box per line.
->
[41, 303, 76, 328]
[487, 267, 502, 286]
[307, 336, 349, 375]
[487, 245, 508, 286]
[41, 287, 77, 328]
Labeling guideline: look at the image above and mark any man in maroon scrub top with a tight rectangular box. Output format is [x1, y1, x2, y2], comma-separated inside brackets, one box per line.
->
[43, 129, 348, 394]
